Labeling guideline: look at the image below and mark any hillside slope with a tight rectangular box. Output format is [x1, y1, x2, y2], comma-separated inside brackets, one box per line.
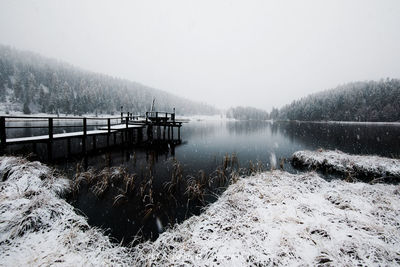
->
[0, 45, 218, 115]
[273, 80, 400, 122]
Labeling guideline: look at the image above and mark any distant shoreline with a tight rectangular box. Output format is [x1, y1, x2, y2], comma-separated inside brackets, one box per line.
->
[284, 120, 400, 126]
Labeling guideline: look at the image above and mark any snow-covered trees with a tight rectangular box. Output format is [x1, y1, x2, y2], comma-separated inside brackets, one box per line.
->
[273, 79, 400, 122]
[226, 106, 269, 120]
[0, 45, 218, 115]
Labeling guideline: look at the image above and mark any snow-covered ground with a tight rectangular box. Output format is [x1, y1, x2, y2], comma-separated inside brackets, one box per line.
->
[292, 149, 400, 180]
[1, 155, 400, 266]
[133, 171, 400, 266]
[0, 157, 132, 266]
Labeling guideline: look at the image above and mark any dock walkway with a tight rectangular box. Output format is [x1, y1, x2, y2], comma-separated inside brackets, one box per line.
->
[0, 111, 184, 161]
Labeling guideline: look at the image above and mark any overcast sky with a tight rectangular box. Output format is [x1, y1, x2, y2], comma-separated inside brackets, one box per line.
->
[1, 0, 399, 111]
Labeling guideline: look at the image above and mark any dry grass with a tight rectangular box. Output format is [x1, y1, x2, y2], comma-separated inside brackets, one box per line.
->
[73, 165, 137, 200]
[3, 154, 399, 266]
[0, 156, 133, 266]
[130, 171, 400, 266]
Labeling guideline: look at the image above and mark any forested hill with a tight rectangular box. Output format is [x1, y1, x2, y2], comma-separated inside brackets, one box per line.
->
[226, 106, 269, 120]
[272, 79, 400, 122]
[0, 45, 218, 115]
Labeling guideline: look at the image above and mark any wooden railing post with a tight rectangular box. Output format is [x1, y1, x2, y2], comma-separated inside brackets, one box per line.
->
[0, 117, 6, 149]
[82, 118, 87, 155]
[107, 118, 111, 147]
[121, 112, 124, 123]
[126, 116, 129, 143]
[47, 118, 53, 161]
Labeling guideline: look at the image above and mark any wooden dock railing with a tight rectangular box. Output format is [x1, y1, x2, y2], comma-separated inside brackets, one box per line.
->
[0, 115, 140, 160]
[0, 112, 183, 161]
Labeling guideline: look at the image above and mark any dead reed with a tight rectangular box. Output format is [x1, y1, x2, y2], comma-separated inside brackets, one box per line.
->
[71, 152, 270, 239]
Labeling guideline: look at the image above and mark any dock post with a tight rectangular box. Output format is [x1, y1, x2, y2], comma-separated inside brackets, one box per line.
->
[82, 118, 87, 155]
[121, 111, 124, 123]
[138, 128, 143, 143]
[126, 116, 129, 143]
[163, 125, 166, 140]
[0, 117, 6, 149]
[48, 118, 53, 161]
[157, 125, 161, 140]
[107, 118, 111, 147]
[147, 125, 153, 141]
[178, 126, 181, 140]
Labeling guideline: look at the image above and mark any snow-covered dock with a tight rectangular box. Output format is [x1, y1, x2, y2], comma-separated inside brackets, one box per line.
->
[292, 149, 400, 180]
[1, 155, 400, 266]
[1, 113, 183, 161]
[6, 129, 118, 144]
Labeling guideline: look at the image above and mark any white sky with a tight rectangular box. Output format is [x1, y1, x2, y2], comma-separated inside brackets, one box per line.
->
[1, 0, 399, 111]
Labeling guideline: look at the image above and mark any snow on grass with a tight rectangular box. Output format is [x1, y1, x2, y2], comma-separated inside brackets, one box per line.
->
[0, 156, 132, 266]
[132, 171, 400, 266]
[292, 149, 400, 180]
[1, 156, 400, 266]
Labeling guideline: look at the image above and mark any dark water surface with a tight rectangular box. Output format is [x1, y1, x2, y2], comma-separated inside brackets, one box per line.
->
[6, 119, 400, 243]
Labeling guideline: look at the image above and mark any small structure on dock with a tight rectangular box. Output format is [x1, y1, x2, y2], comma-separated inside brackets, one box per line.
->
[0, 108, 184, 161]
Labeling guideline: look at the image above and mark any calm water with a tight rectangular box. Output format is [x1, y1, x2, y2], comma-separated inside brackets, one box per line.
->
[5, 119, 400, 243]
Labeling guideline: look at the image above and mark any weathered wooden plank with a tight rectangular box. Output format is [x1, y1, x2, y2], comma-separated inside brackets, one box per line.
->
[6, 130, 117, 144]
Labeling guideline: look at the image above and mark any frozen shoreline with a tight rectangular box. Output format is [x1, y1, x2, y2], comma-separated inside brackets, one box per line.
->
[288, 120, 400, 126]
[132, 171, 400, 265]
[1, 155, 400, 266]
[292, 149, 400, 180]
[0, 157, 133, 266]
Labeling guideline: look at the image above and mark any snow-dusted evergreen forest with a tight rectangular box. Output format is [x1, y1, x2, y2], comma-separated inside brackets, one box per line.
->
[272, 79, 400, 122]
[226, 106, 269, 120]
[0, 45, 219, 115]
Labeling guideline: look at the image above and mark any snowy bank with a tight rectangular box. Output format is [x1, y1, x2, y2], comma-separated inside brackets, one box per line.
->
[292, 150, 400, 181]
[132, 171, 400, 265]
[0, 157, 132, 266]
[1, 156, 400, 266]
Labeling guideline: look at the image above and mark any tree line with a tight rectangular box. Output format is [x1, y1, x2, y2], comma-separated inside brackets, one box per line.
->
[0, 45, 219, 115]
[271, 79, 400, 122]
[227, 79, 399, 122]
[226, 106, 269, 120]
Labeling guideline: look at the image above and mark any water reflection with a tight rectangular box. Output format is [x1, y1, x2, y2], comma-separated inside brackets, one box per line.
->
[4, 119, 400, 244]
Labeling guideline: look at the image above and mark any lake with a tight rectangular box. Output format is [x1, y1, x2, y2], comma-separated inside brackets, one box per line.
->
[4, 119, 400, 243]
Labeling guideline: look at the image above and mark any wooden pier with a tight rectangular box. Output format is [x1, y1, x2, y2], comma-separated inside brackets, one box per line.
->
[0, 110, 184, 161]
